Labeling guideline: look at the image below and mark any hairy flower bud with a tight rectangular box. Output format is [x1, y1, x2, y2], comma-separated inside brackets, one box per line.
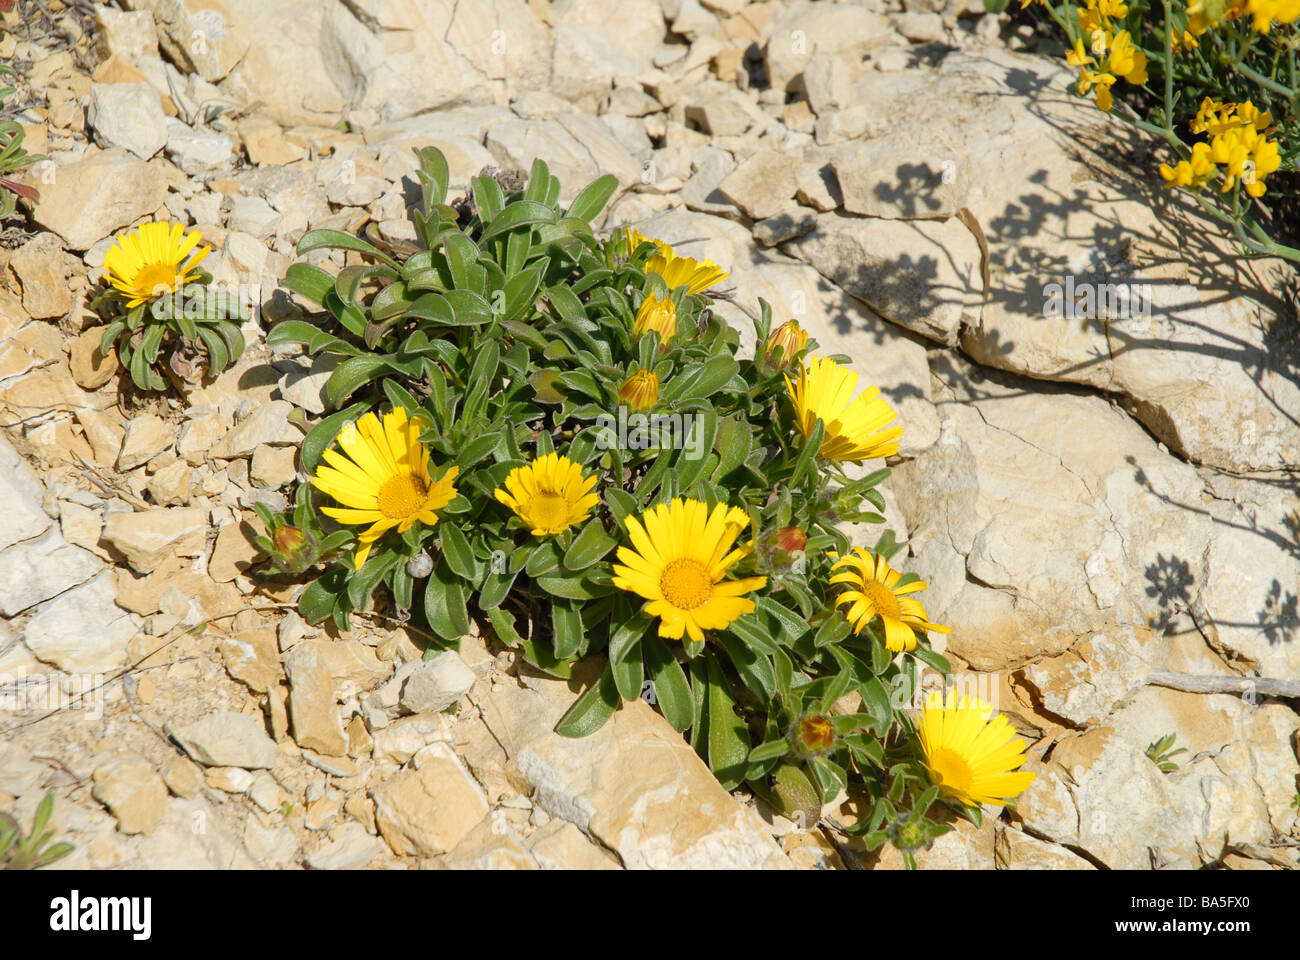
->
[765, 320, 807, 369]
[775, 526, 807, 555]
[618, 369, 660, 411]
[274, 525, 307, 555]
[791, 713, 835, 757]
[633, 292, 677, 343]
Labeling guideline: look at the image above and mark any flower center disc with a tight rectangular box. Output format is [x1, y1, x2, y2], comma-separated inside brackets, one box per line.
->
[928, 748, 974, 797]
[377, 474, 428, 521]
[862, 580, 902, 619]
[136, 263, 182, 298]
[529, 492, 569, 532]
[659, 559, 713, 610]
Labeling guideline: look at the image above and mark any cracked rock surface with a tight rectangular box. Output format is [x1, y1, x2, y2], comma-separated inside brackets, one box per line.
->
[0, 0, 1295, 870]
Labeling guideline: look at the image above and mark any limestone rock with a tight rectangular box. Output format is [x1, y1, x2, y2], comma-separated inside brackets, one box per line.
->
[283, 643, 348, 756]
[995, 825, 1095, 869]
[117, 414, 174, 471]
[305, 822, 382, 870]
[786, 212, 982, 347]
[92, 757, 168, 835]
[1018, 633, 1151, 726]
[0, 526, 103, 617]
[69, 327, 118, 390]
[370, 742, 490, 857]
[833, 140, 966, 220]
[21, 573, 138, 673]
[398, 651, 476, 715]
[0, 435, 51, 551]
[102, 507, 206, 573]
[208, 518, 264, 582]
[718, 152, 801, 221]
[764, 1, 892, 93]
[164, 117, 235, 175]
[33, 149, 170, 251]
[87, 82, 168, 160]
[10, 232, 73, 319]
[211, 399, 299, 459]
[168, 710, 279, 769]
[476, 661, 790, 869]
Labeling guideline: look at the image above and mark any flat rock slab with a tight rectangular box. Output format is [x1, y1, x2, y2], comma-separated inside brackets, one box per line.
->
[477, 660, 790, 869]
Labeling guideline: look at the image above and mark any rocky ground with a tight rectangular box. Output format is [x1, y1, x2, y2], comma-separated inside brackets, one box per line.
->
[0, 0, 1297, 870]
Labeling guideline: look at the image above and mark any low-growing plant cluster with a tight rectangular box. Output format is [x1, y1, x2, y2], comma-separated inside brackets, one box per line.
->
[0, 63, 42, 219]
[87, 221, 247, 392]
[1006, 0, 1300, 260]
[1, 793, 73, 871]
[96, 148, 1037, 866]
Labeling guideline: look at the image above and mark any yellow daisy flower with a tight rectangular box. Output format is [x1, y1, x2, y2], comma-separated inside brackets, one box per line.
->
[493, 452, 600, 536]
[633, 291, 678, 342]
[611, 498, 768, 642]
[628, 228, 729, 295]
[916, 689, 1036, 808]
[312, 406, 459, 569]
[103, 221, 211, 308]
[829, 548, 949, 651]
[785, 356, 902, 462]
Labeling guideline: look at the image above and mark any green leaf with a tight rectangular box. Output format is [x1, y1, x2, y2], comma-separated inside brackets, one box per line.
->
[706, 651, 750, 790]
[472, 175, 505, 223]
[724, 612, 780, 656]
[718, 632, 776, 701]
[423, 555, 470, 641]
[608, 599, 649, 702]
[748, 739, 791, 764]
[439, 522, 477, 581]
[660, 355, 741, 404]
[299, 567, 346, 624]
[859, 676, 893, 732]
[325, 356, 393, 408]
[347, 548, 398, 611]
[551, 597, 584, 660]
[416, 146, 450, 209]
[910, 644, 952, 678]
[534, 571, 609, 600]
[486, 606, 571, 679]
[524, 539, 564, 578]
[281, 262, 335, 307]
[565, 174, 618, 223]
[712, 416, 751, 480]
[554, 661, 621, 738]
[479, 200, 557, 242]
[298, 229, 399, 270]
[301, 401, 370, 475]
[790, 417, 825, 487]
[563, 519, 617, 571]
[195, 325, 229, 377]
[643, 634, 692, 732]
[605, 488, 638, 527]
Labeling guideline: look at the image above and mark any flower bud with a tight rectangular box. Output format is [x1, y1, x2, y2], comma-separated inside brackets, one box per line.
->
[765, 320, 807, 369]
[274, 525, 307, 555]
[618, 369, 659, 411]
[775, 526, 807, 555]
[791, 713, 835, 757]
[633, 292, 677, 343]
[889, 815, 930, 852]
